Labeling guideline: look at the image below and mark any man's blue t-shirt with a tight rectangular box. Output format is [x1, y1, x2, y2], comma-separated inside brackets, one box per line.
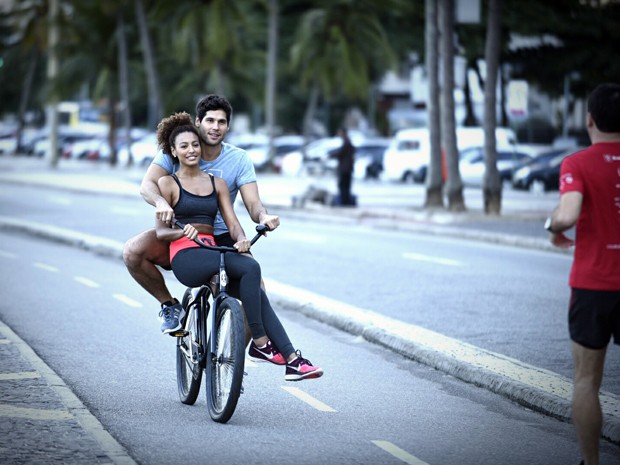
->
[152, 142, 257, 235]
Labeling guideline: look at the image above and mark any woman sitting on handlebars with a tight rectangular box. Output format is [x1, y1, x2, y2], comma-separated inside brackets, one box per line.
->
[154, 112, 323, 381]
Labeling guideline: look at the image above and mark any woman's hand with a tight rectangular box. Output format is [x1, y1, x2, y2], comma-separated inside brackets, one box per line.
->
[233, 239, 251, 253]
[183, 224, 198, 241]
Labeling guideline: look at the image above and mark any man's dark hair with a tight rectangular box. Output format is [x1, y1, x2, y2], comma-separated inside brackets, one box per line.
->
[587, 83, 620, 133]
[195, 94, 233, 125]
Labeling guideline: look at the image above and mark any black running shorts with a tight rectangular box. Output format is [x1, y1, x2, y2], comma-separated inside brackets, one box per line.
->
[568, 288, 620, 349]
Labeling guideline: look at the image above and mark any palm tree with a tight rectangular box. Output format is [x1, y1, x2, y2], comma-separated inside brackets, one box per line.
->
[134, 0, 162, 130]
[482, 0, 502, 214]
[424, 0, 443, 208]
[290, 0, 398, 137]
[440, 0, 465, 211]
[157, 0, 266, 113]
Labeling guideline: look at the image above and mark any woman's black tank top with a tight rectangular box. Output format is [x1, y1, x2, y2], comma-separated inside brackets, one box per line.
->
[171, 174, 218, 227]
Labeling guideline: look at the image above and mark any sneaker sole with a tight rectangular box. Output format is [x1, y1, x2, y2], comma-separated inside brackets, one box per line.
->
[285, 369, 324, 381]
[248, 355, 286, 366]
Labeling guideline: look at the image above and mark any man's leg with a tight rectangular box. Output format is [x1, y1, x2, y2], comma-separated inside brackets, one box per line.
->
[571, 341, 606, 465]
[123, 229, 173, 304]
[123, 229, 183, 333]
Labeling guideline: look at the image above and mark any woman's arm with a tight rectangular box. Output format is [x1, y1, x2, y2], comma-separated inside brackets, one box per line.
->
[154, 176, 185, 242]
[215, 177, 251, 252]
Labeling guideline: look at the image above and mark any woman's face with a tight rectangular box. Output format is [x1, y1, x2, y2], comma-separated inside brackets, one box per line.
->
[172, 131, 201, 165]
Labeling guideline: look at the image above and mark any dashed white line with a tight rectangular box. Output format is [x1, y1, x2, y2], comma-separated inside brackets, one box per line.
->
[112, 294, 143, 308]
[74, 276, 100, 288]
[280, 386, 336, 412]
[0, 371, 40, 381]
[0, 404, 73, 421]
[372, 440, 429, 465]
[34, 262, 60, 272]
[403, 252, 463, 267]
[0, 250, 16, 259]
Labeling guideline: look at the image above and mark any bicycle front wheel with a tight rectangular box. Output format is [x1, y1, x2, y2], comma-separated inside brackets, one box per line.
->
[176, 288, 203, 405]
[206, 297, 246, 423]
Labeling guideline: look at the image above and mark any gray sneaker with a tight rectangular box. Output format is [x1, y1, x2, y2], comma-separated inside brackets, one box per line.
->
[159, 302, 185, 334]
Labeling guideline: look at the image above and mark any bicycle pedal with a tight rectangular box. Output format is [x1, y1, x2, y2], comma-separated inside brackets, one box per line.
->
[169, 330, 188, 337]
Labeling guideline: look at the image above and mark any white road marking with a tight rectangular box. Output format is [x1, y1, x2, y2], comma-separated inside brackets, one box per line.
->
[0, 249, 16, 259]
[403, 252, 463, 267]
[0, 371, 40, 381]
[112, 294, 143, 308]
[0, 403, 73, 421]
[280, 386, 336, 412]
[74, 276, 100, 288]
[371, 440, 429, 465]
[34, 262, 59, 272]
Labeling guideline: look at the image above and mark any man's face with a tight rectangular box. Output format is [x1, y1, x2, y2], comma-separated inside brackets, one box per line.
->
[196, 109, 229, 146]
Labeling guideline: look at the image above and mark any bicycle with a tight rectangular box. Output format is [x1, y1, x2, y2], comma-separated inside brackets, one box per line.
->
[173, 221, 268, 423]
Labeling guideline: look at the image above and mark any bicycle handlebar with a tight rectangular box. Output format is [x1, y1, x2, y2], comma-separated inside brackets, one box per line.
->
[174, 220, 269, 252]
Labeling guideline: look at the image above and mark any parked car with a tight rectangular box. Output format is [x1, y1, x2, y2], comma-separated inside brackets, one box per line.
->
[117, 132, 159, 166]
[382, 126, 518, 183]
[34, 131, 97, 158]
[458, 146, 534, 186]
[245, 135, 305, 172]
[350, 138, 390, 179]
[512, 147, 578, 192]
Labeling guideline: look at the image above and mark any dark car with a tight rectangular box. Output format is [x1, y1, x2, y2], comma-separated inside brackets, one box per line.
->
[511, 147, 579, 192]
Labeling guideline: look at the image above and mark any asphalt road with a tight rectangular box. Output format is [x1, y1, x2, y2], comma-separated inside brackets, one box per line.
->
[2, 231, 620, 465]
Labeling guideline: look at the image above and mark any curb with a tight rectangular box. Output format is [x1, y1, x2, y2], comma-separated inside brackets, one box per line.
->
[1, 216, 617, 444]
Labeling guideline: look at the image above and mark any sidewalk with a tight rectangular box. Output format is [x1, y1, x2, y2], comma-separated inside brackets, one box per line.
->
[0, 320, 137, 465]
[1, 156, 618, 448]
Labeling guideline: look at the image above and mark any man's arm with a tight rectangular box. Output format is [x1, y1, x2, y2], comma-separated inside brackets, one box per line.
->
[550, 191, 583, 231]
[547, 191, 583, 248]
[140, 163, 175, 223]
[238, 182, 280, 231]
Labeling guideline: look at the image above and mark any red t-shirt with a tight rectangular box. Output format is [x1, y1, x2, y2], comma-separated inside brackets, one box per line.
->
[559, 142, 620, 290]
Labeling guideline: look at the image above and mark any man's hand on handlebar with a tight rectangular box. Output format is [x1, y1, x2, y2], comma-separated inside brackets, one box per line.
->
[260, 213, 280, 232]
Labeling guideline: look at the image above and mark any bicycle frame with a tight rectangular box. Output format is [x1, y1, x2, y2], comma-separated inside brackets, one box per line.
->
[173, 221, 268, 421]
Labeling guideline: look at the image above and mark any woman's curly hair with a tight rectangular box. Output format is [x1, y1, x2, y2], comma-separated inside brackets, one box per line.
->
[156, 112, 198, 155]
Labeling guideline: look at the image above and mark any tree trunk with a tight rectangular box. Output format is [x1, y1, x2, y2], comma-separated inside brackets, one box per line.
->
[440, 0, 465, 212]
[463, 60, 477, 126]
[265, 0, 278, 169]
[424, 0, 444, 208]
[302, 84, 319, 141]
[14, 50, 38, 155]
[135, 0, 163, 129]
[117, 7, 131, 167]
[47, 0, 60, 168]
[482, 0, 502, 215]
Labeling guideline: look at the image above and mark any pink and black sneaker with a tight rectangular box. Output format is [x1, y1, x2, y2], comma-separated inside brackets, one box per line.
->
[248, 340, 286, 365]
[285, 350, 324, 381]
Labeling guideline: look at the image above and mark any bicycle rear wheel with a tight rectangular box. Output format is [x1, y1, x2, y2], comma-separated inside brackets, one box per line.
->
[176, 288, 203, 405]
[206, 297, 246, 423]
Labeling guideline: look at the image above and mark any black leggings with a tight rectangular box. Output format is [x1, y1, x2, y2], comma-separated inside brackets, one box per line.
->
[171, 248, 294, 357]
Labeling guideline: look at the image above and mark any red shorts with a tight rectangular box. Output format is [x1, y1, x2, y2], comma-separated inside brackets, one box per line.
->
[170, 234, 215, 261]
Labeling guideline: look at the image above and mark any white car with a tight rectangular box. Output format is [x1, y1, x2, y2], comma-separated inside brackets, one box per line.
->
[382, 126, 518, 183]
[117, 133, 159, 166]
[458, 146, 534, 186]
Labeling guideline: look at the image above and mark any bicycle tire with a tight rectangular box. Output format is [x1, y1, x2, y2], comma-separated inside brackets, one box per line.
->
[206, 297, 246, 423]
[176, 288, 203, 405]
